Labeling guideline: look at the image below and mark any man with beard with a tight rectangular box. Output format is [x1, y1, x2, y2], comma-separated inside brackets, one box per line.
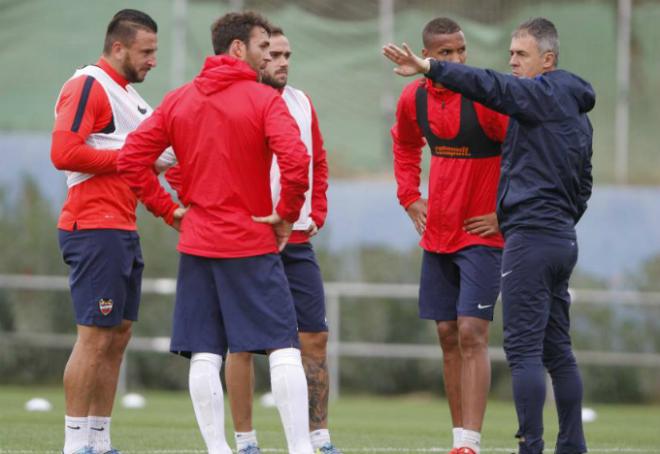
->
[51, 9, 172, 454]
[384, 16, 593, 454]
[117, 12, 313, 454]
[222, 27, 339, 454]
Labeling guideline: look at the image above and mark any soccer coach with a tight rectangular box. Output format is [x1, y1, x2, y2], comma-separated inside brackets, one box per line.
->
[384, 17, 593, 454]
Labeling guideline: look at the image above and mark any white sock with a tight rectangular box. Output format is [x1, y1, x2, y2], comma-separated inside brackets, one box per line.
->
[189, 353, 232, 454]
[235, 430, 258, 451]
[88, 416, 111, 452]
[310, 429, 331, 450]
[269, 348, 314, 454]
[452, 427, 464, 449]
[462, 429, 481, 453]
[64, 415, 89, 453]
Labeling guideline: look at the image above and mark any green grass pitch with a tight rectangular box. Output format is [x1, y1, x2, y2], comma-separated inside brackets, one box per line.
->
[1, 386, 659, 453]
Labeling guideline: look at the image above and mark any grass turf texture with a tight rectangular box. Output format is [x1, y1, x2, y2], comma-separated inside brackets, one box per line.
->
[1, 386, 659, 453]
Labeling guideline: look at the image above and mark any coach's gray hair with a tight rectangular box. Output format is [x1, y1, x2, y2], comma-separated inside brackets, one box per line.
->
[513, 17, 560, 66]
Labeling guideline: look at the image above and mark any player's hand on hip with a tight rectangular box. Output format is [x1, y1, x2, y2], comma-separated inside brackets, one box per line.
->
[382, 43, 431, 76]
[252, 212, 293, 251]
[464, 212, 500, 237]
[171, 206, 188, 232]
[406, 198, 428, 236]
[306, 220, 319, 237]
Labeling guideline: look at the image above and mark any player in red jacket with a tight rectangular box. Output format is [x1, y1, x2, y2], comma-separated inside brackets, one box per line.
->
[391, 18, 508, 454]
[220, 27, 340, 454]
[51, 10, 160, 454]
[117, 12, 313, 454]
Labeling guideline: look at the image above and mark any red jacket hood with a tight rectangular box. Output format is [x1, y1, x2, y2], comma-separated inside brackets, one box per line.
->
[193, 55, 257, 95]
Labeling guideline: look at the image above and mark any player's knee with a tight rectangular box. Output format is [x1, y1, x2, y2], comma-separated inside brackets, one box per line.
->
[458, 321, 489, 353]
[229, 351, 254, 364]
[436, 322, 459, 351]
[300, 331, 328, 358]
[78, 327, 115, 354]
[111, 324, 132, 354]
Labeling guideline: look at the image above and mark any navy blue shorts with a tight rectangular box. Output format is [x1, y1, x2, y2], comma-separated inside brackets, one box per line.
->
[281, 243, 328, 332]
[419, 246, 502, 322]
[58, 228, 144, 327]
[170, 253, 300, 358]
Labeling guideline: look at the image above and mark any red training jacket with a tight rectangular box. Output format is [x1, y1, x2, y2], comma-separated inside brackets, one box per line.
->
[117, 55, 310, 258]
[163, 90, 328, 245]
[51, 59, 137, 231]
[392, 78, 509, 253]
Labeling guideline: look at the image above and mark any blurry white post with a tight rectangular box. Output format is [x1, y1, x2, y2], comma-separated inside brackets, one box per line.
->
[379, 0, 394, 62]
[379, 0, 395, 157]
[171, 0, 188, 89]
[229, 0, 244, 11]
[614, 0, 631, 184]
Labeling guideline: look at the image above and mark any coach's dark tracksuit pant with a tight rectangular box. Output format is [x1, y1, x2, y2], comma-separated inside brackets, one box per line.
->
[501, 229, 587, 454]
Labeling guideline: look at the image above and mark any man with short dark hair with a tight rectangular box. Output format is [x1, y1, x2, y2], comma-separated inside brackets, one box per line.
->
[391, 17, 508, 454]
[51, 9, 164, 454]
[223, 26, 339, 454]
[384, 16, 592, 454]
[118, 11, 314, 454]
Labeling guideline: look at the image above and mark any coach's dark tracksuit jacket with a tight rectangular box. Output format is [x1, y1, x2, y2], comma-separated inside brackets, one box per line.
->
[424, 61, 595, 237]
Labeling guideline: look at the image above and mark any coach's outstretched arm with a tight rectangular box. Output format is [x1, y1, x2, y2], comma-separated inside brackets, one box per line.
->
[383, 42, 579, 124]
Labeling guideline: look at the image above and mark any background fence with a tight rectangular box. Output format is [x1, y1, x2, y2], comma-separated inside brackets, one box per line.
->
[2, 274, 660, 400]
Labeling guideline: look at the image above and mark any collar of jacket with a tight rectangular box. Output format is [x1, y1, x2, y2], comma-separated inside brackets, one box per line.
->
[423, 78, 458, 101]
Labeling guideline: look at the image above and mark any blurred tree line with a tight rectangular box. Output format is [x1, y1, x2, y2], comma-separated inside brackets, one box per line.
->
[0, 176, 659, 403]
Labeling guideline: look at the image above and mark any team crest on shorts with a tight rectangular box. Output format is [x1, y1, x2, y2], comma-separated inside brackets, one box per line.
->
[98, 298, 114, 316]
